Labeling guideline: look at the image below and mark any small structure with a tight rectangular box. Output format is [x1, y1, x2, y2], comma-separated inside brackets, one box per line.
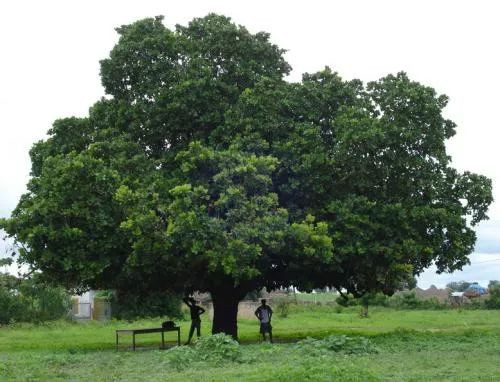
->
[450, 291, 465, 306]
[463, 283, 488, 298]
[71, 290, 111, 321]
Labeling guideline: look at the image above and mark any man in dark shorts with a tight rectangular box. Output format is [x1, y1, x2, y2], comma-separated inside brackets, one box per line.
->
[254, 299, 273, 343]
[183, 297, 206, 344]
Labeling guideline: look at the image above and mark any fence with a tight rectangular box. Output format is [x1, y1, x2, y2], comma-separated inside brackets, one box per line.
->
[71, 302, 92, 320]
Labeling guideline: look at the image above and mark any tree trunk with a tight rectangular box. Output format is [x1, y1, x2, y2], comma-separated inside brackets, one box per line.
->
[211, 289, 241, 339]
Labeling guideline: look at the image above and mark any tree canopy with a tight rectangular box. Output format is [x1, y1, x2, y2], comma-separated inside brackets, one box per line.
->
[446, 281, 472, 292]
[0, 14, 492, 337]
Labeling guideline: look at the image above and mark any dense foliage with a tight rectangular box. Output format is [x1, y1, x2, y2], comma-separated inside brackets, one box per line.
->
[0, 14, 492, 337]
[109, 290, 182, 320]
[334, 291, 448, 310]
[446, 280, 472, 292]
[0, 273, 70, 324]
[485, 282, 500, 309]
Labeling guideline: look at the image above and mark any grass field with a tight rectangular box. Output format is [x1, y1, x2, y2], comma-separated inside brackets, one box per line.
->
[293, 291, 338, 304]
[1, 306, 499, 381]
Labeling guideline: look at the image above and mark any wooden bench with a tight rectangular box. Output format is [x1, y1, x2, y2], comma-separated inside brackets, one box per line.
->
[116, 327, 181, 350]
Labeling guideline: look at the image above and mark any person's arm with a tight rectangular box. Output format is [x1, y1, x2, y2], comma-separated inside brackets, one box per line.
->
[182, 297, 191, 307]
[198, 306, 205, 315]
[268, 306, 273, 320]
[254, 307, 260, 320]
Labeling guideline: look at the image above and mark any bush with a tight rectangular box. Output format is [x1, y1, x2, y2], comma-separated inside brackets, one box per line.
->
[387, 291, 448, 310]
[275, 298, 292, 318]
[165, 333, 241, 369]
[393, 291, 420, 309]
[294, 335, 378, 355]
[0, 273, 71, 324]
[335, 294, 359, 307]
[335, 292, 388, 312]
[244, 289, 263, 301]
[485, 284, 500, 309]
[0, 286, 24, 325]
[164, 346, 198, 371]
[419, 297, 446, 309]
[368, 293, 390, 306]
[111, 290, 182, 320]
[194, 333, 241, 362]
[333, 291, 454, 311]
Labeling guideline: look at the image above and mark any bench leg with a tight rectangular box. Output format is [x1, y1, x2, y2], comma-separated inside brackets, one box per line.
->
[133, 333, 136, 351]
[116, 332, 118, 350]
[177, 329, 180, 346]
[161, 331, 165, 349]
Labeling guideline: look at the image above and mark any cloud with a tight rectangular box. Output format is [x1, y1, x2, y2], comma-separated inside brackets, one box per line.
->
[473, 220, 500, 254]
[417, 221, 500, 288]
[417, 252, 500, 289]
[0, 188, 26, 219]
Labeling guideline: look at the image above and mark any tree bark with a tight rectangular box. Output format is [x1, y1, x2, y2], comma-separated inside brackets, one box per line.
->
[211, 288, 242, 339]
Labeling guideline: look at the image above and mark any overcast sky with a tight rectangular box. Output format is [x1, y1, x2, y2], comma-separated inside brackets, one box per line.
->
[1, 0, 499, 287]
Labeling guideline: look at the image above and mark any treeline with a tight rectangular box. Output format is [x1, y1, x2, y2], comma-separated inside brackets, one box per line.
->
[484, 281, 500, 309]
[104, 290, 182, 320]
[336, 282, 500, 311]
[0, 273, 183, 324]
[336, 292, 451, 310]
[0, 272, 71, 325]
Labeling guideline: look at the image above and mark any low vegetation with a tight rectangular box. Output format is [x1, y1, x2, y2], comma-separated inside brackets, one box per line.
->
[0, 273, 70, 325]
[1, 306, 500, 380]
[299, 289, 499, 311]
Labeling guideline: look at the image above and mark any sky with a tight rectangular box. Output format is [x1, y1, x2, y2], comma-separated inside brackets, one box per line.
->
[1, 0, 499, 288]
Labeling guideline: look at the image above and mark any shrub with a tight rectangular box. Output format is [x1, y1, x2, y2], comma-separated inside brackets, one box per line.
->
[244, 289, 263, 301]
[275, 298, 292, 318]
[0, 286, 23, 325]
[369, 293, 390, 306]
[419, 296, 446, 310]
[165, 333, 241, 368]
[333, 290, 466, 311]
[335, 292, 389, 314]
[0, 273, 71, 324]
[335, 294, 359, 307]
[194, 333, 241, 363]
[295, 335, 378, 355]
[164, 346, 197, 371]
[397, 291, 420, 309]
[110, 290, 182, 320]
[485, 284, 500, 309]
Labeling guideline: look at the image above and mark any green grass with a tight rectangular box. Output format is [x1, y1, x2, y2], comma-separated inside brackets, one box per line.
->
[292, 291, 338, 304]
[1, 307, 500, 381]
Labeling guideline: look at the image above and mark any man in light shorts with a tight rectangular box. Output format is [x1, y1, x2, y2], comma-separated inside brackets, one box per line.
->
[254, 299, 273, 343]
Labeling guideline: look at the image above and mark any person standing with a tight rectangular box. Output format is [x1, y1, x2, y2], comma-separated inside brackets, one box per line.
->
[255, 299, 273, 343]
[183, 297, 206, 344]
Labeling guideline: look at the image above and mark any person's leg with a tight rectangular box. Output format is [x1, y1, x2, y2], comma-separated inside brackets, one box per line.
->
[269, 328, 273, 343]
[196, 320, 201, 338]
[187, 321, 195, 344]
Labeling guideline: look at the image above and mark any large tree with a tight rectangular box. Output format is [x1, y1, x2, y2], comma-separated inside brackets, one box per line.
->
[1, 15, 492, 338]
